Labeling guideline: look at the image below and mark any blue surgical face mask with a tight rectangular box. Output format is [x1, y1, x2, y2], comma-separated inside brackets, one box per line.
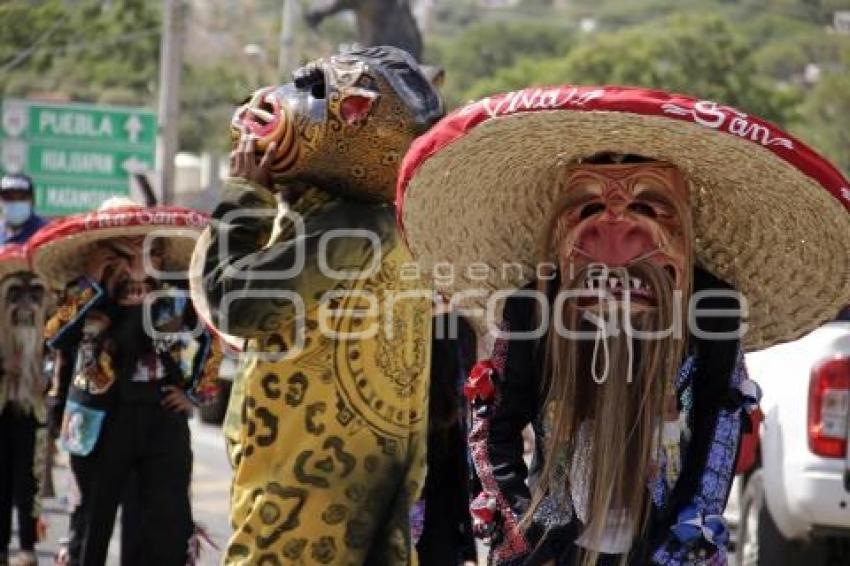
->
[3, 201, 32, 227]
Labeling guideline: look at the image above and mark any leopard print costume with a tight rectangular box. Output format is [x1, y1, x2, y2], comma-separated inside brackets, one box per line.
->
[193, 47, 443, 565]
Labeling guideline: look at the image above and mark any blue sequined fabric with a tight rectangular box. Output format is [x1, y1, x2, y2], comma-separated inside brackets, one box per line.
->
[651, 349, 747, 565]
[649, 355, 696, 508]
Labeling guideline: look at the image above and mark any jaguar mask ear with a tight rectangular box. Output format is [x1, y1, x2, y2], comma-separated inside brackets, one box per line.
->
[420, 65, 445, 90]
[339, 90, 378, 125]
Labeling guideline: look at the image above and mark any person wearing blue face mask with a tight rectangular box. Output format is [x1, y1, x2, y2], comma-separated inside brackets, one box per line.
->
[0, 174, 47, 246]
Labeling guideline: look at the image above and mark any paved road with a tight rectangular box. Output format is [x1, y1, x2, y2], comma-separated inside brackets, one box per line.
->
[187, 418, 233, 565]
[16, 420, 740, 565]
[14, 418, 231, 566]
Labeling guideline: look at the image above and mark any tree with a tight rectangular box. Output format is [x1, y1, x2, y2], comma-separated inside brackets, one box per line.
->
[430, 0, 479, 32]
[178, 64, 255, 154]
[743, 13, 850, 84]
[794, 71, 850, 176]
[738, 0, 849, 26]
[426, 20, 574, 107]
[0, 0, 260, 153]
[0, 0, 160, 105]
[563, 0, 731, 30]
[464, 14, 799, 125]
[305, 0, 423, 61]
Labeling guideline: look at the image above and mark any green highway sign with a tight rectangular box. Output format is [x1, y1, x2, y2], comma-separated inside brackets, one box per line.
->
[35, 179, 130, 212]
[26, 144, 154, 182]
[9, 100, 157, 148]
[1, 99, 156, 216]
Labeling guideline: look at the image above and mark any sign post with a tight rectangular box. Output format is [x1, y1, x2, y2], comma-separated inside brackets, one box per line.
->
[0, 99, 156, 216]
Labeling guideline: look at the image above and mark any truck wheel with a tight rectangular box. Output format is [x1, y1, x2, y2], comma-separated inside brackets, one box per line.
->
[199, 378, 232, 425]
[737, 469, 821, 566]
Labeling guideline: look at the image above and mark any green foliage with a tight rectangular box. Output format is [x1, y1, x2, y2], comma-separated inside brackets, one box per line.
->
[0, 0, 160, 104]
[793, 69, 850, 174]
[429, 1, 850, 175]
[2, 0, 848, 170]
[178, 64, 254, 154]
[566, 0, 844, 28]
[300, 8, 360, 58]
[426, 20, 574, 106]
[431, 0, 479, 31]
[464, 14, 800, 124]
[742, 12, 850, 83]
[737, 0, 849, 25]
[0, 0, 256, 152]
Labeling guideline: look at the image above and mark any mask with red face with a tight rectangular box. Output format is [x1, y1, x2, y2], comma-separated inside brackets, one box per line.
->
[94, 236, 165, 306]
[548, 160, 692, 311]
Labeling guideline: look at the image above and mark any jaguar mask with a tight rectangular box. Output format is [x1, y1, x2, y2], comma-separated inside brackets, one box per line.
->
[231, 45, 444, 201]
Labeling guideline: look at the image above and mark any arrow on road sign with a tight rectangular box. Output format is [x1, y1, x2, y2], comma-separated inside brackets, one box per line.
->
[121, 156, 150, 175]
[124, 115, 143, 143]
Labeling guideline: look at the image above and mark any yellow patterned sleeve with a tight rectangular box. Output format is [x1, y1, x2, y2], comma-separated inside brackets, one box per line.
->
[44, 283, 98, 343]
[188, 333, 224, 405]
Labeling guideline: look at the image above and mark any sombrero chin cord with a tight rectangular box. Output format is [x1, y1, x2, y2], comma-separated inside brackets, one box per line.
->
[591, 314, 610, 384]
[589, 271, 635, 385]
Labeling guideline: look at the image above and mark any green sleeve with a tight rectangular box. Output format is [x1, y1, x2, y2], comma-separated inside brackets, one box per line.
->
[200, 180, 396, 338]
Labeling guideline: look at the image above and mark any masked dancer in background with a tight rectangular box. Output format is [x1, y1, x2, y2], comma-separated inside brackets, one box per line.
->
[30, 198, 220, 566]
[0, 245, 52, 566]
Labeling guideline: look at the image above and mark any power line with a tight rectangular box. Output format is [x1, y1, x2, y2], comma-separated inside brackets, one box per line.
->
[2, 27, 161, 71]
[0, 19, 64, 74]
[48, 28, 161, 55]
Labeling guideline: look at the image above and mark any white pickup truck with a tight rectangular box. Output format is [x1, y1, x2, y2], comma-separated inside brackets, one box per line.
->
[734, 312, 850, 565]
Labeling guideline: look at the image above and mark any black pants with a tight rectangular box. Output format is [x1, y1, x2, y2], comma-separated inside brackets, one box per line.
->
[69, 402, 193, 566]
[65, 474, 143, 566]
[0, 405, 41, 555]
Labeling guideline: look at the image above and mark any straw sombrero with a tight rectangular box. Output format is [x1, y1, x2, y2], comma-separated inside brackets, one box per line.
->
[0, 245, 32, 281]
[29, 197, 209, 288]
[397, 85, 850, 351]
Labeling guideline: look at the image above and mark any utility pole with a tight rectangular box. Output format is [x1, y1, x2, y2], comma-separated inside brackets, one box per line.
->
[156, 0, 186, 205]
[278, 0, 296, 81]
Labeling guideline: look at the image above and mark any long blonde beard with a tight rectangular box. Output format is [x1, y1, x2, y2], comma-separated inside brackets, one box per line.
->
[528, 262, 689, 566]
[0, 280, 49, 412]
[8, 326, 43, 407]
